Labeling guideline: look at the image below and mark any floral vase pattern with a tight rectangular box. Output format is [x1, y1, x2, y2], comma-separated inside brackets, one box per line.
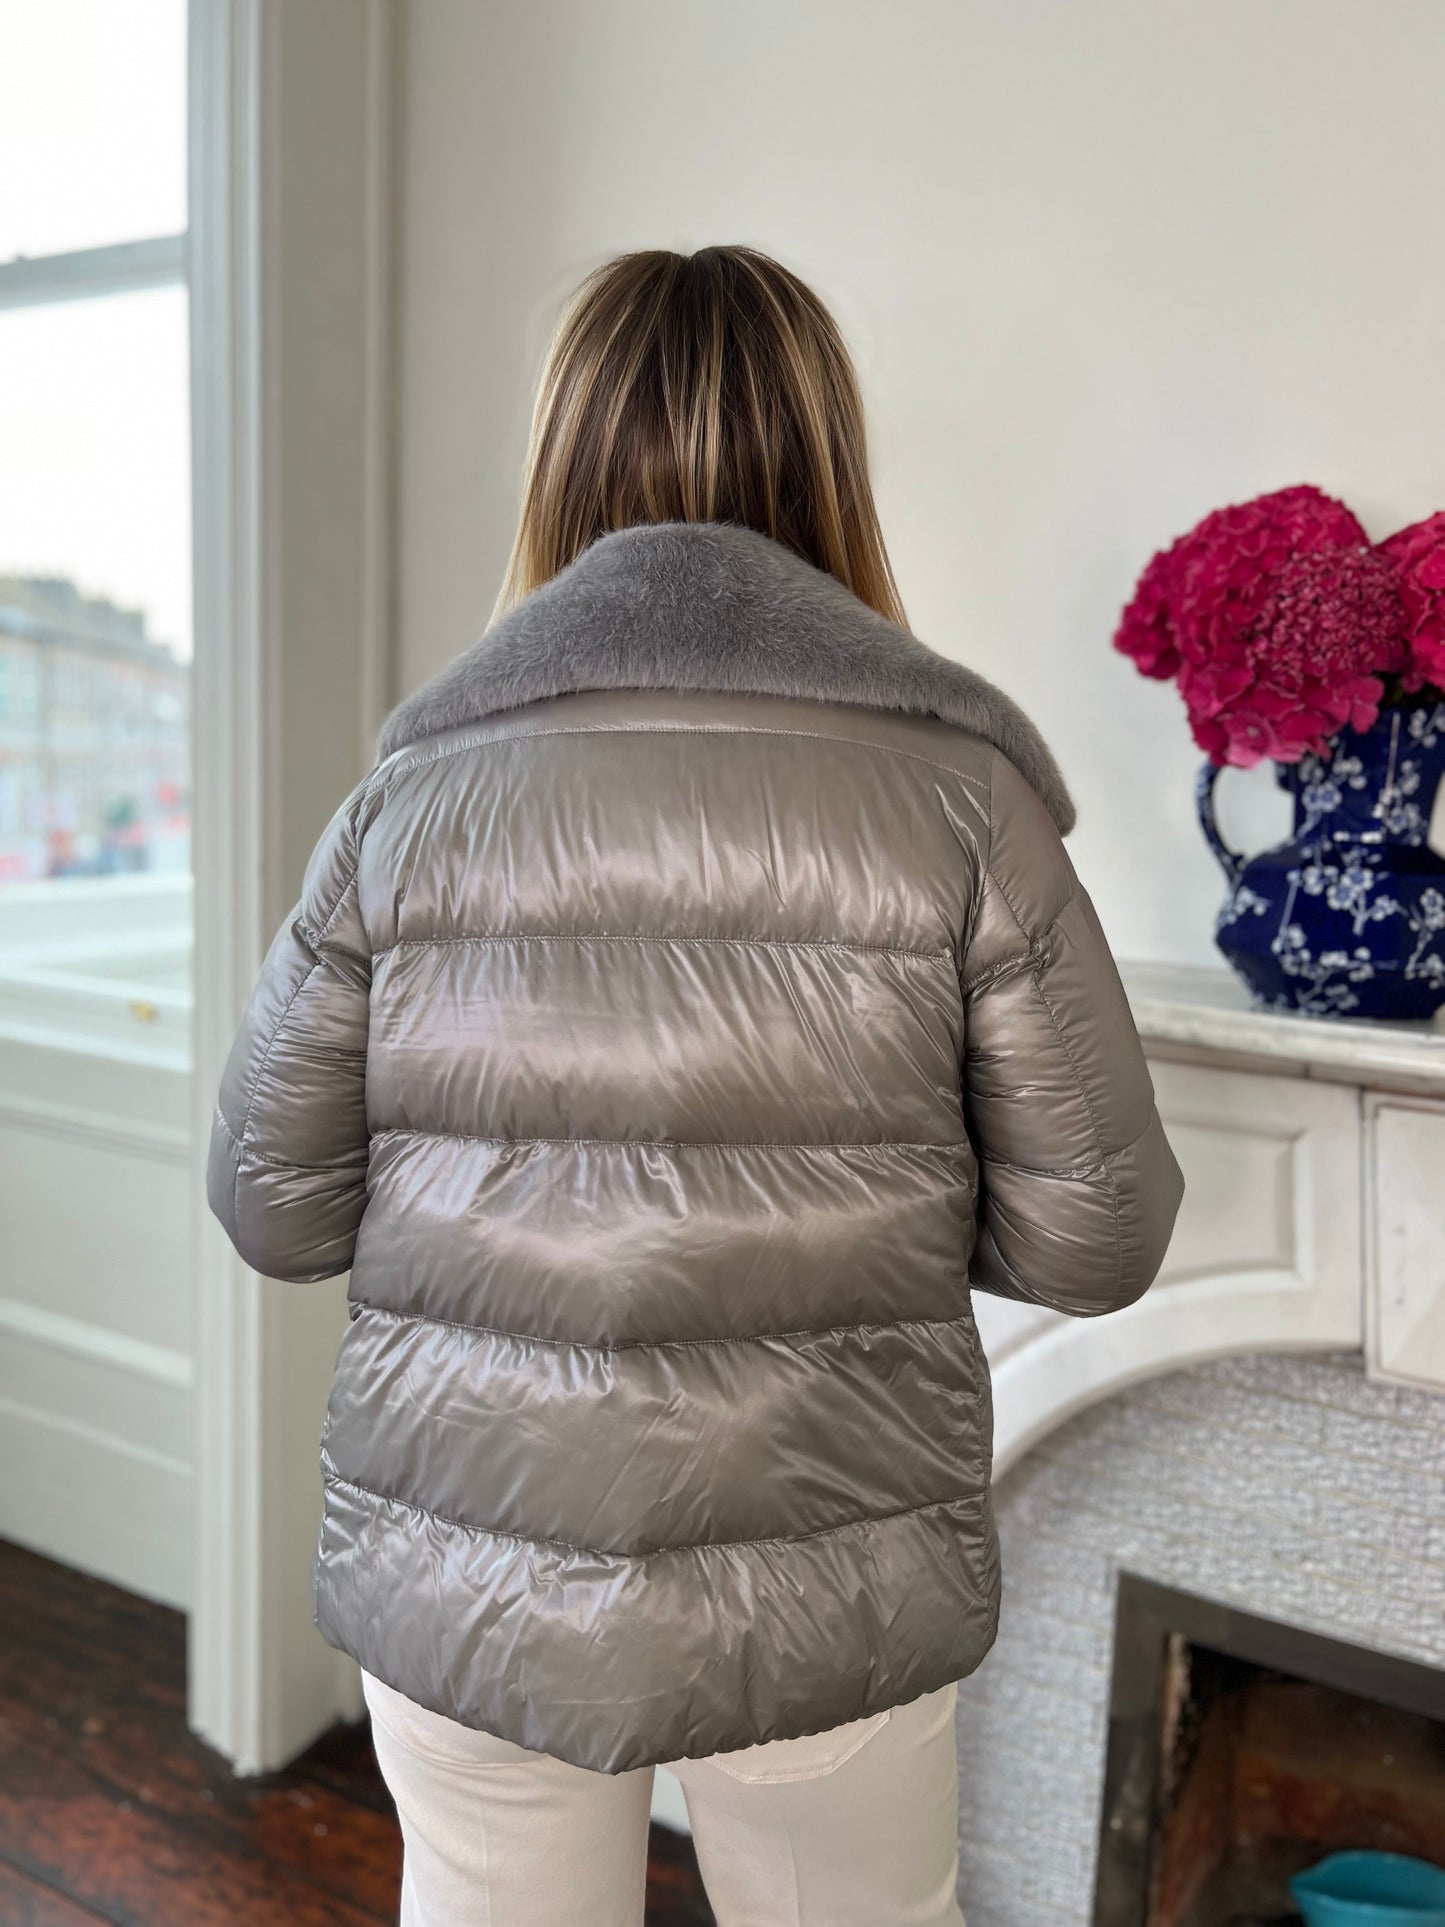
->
[1198, 701, 1445, 1020]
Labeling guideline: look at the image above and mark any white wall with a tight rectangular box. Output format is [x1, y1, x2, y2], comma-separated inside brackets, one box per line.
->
[394, 0, 1445, 967]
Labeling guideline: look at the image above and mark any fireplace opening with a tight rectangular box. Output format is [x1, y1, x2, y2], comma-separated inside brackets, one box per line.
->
[1093, 1576, 1445, 1927]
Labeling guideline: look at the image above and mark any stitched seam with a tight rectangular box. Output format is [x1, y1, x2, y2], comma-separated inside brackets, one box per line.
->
[982, 862, 1035, 949]
[1030, 967, 1123, 1304]
[235, 790, 376, 1168]
[370, 1128, 970, 1153]
[1031, 966, 1108, 1148]
[237, 961, 323, 1146]
[1099, 1119, 1163, 1316]
[313, 868, 365, 949]
[958, 941, 1044, 1001]
[348, 1298, 974, 1355]
[309, 784, 392, 950]
[975, 742, 1000, 948]
[382, 720, 994, 790]
[979, 1142, 1135, 1183]
[315, 933, 372, 969]
[242, 1147, 368, 1173]
[988, 866, 1076, 955]
[323, 1472, 985, 1560]
[973, 756, 1077, 960]
[1101, 1114, 1159, 1168]
[216, 1110, 368, 1174]
[962, 875, 1075, 998]
[373, 931, 952, 966]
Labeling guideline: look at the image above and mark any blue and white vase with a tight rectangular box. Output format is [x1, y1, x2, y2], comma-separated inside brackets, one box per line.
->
[1198, 701, 1445, 1020]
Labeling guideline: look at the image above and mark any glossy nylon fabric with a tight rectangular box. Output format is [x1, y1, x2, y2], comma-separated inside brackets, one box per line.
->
[208, 525, 1183, 1774]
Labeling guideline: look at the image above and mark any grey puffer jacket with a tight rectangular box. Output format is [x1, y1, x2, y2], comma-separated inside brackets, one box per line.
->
[208, 521, 1183, 1774]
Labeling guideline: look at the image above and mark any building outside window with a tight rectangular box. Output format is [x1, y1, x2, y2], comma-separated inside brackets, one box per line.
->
[0, 578, 190, 880]
[0, 0, 190, 1010]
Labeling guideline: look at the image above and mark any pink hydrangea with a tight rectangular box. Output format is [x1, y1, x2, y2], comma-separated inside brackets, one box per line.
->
[1378, 511, 1445, 692]
[1115, 485, 1367, 690]
[1185, 547, 1404, 767]
[1111, 544, 1182, 680]
[1115, 486, 1405, 766]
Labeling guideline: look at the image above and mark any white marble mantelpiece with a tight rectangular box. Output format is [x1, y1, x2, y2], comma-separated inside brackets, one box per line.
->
[1121, 959, 1445, 1098]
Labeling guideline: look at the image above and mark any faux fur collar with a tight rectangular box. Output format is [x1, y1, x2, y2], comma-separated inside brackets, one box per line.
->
[378, 521, 1075, 834]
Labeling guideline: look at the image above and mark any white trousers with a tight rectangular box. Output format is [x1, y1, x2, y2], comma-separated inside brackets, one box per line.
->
[362, 1672, 965, 1927]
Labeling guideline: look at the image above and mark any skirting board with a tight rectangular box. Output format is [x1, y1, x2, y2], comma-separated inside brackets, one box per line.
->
[0, 1393, 190, 1610]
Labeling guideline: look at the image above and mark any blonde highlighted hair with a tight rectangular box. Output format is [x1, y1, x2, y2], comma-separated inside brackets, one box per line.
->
[496, 247, 905, 626]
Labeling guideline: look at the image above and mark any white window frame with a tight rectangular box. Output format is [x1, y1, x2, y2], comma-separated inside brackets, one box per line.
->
[0, 235, 187, 313]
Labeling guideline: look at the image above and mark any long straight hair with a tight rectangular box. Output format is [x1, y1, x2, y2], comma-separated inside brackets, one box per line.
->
[495, 247, 906, 626]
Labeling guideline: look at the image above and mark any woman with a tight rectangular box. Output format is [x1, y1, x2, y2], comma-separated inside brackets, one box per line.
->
[209, 247, 1183, 1926]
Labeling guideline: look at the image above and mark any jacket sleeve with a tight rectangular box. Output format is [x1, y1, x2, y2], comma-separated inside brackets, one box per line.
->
[960, 750, 1184, 1317]
[206, 778, 381, 1282]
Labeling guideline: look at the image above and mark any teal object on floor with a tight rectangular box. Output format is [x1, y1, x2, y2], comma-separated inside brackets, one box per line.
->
[1292, 1852, 1445, 1925]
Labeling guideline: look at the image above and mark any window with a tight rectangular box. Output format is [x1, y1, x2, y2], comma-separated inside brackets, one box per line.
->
[0, 3, 190, 1000]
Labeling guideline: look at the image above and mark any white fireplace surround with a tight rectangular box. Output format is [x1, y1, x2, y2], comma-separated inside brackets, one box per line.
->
[978, 959, 1445, 1477]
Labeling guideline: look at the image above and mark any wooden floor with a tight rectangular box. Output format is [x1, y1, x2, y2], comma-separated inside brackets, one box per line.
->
[0, 1537, 713, 1926]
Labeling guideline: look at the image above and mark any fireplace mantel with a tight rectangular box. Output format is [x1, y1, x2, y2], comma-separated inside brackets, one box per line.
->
[1121, 960, 1445, 1098]
[977, 960, 1445, 1477]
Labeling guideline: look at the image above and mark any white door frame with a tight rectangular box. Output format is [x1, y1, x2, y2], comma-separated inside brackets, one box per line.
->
[188, 0, 285, 1773]
[187, 0, 396, 1773]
